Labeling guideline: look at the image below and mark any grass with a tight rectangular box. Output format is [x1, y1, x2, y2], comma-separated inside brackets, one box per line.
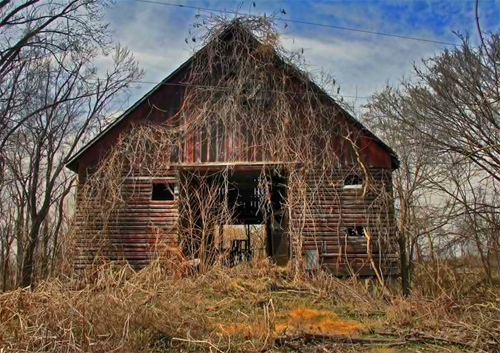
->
[0, 259, 498, 352]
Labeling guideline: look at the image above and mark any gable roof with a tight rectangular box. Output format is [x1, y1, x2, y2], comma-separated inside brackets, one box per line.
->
[66, 24, 399, 172]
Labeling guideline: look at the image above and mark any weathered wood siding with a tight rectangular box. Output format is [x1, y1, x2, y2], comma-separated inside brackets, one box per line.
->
[69, 60, 394, 178]
[74, 173, 178, 269]
[175, 122, 392, 169]
[291, 168, 398, 276]
[74, 166, 397, 276]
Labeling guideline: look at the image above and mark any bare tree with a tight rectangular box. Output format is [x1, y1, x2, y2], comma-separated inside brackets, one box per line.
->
[0, 0, 112, 155]
[0, 1, 143, 288]
[367, 30, 500, 293]
[431, 159, 500, 287]
[366, 90, 456, 295]
[376, 34, 500, 181]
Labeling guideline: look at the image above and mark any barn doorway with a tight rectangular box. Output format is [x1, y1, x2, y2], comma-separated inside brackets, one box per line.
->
[178, 167, 289, 265]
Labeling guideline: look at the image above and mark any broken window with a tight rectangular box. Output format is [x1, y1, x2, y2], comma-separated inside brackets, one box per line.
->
[343, 174, 363, 190]
[345, 226, 364, 237]
[152, 183, 175, 201]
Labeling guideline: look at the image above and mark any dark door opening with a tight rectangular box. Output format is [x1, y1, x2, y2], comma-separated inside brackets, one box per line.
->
[178, 167, 289, 265]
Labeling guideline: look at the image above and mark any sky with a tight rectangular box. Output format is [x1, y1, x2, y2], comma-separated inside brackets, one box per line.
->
[104, 0, 500, 112]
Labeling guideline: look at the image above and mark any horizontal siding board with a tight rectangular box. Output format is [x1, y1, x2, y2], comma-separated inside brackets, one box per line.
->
[75, 171, 179, 269]
[75, 167, 397, 277]
[289, 167, 397, 276]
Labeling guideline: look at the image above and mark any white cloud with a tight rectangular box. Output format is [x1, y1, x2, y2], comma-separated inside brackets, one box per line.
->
[281, 32, 440, 109]
[102, 0, 494, 111]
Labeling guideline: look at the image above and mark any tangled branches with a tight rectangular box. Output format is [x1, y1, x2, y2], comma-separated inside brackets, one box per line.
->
[75, 15, 396, 277]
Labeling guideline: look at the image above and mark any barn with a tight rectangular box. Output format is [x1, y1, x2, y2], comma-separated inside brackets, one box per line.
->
[66, 21, 399, 277]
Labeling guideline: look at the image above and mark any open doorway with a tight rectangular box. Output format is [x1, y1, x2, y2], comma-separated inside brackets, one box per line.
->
[178, 167, 289, 265]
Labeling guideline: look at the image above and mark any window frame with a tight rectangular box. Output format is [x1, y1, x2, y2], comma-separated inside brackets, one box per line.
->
[151, 181, 176, 201]
[343, 174, 364, 190]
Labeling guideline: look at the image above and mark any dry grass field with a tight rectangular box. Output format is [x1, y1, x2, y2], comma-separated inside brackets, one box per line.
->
[1, 259, 498, 352]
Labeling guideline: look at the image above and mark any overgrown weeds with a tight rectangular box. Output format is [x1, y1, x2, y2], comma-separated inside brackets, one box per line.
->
[1, 259, 498, 352]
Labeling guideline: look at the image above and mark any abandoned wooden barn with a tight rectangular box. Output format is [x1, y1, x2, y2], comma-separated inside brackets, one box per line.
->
[66, 23, 399, 276]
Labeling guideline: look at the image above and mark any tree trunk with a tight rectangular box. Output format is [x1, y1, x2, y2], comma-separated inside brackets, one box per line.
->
[20, 219, 43, 287]
[41, 218, 49, 279]
[398, 232, 411, 296]
[1, 242, 7, 291]
[15, 207, 25, 285]
[398, 198, 411, 296]
[473, 230, 493, 285]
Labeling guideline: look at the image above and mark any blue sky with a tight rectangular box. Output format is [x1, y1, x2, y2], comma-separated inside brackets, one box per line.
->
[104, 0, 499, 111]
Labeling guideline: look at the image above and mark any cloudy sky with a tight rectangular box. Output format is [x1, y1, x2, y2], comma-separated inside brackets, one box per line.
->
[104, 0, 499, 112]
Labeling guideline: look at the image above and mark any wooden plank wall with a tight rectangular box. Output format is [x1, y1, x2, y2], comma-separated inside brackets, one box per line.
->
[177, 121, 392, 168]
[74, 173, 179, 270]
[291, 168, 398, 276]
[74, 167, 398, 277]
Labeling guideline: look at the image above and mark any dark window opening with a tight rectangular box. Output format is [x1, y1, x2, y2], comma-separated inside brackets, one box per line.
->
[152, 183, 174, 201]
[346, 226, 364, 237]
[344, 174, 363, 186]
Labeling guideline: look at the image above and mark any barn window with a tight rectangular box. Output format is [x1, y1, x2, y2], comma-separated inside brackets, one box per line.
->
[240, 81, 271, 109]
[345, 226, 364, 237]
[152, 183, 175, 201]
[344, 174, 363, 189]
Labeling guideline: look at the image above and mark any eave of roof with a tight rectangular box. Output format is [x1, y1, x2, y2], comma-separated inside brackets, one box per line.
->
[65, 54, 194, 172]
[270, 46, 399, 169]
